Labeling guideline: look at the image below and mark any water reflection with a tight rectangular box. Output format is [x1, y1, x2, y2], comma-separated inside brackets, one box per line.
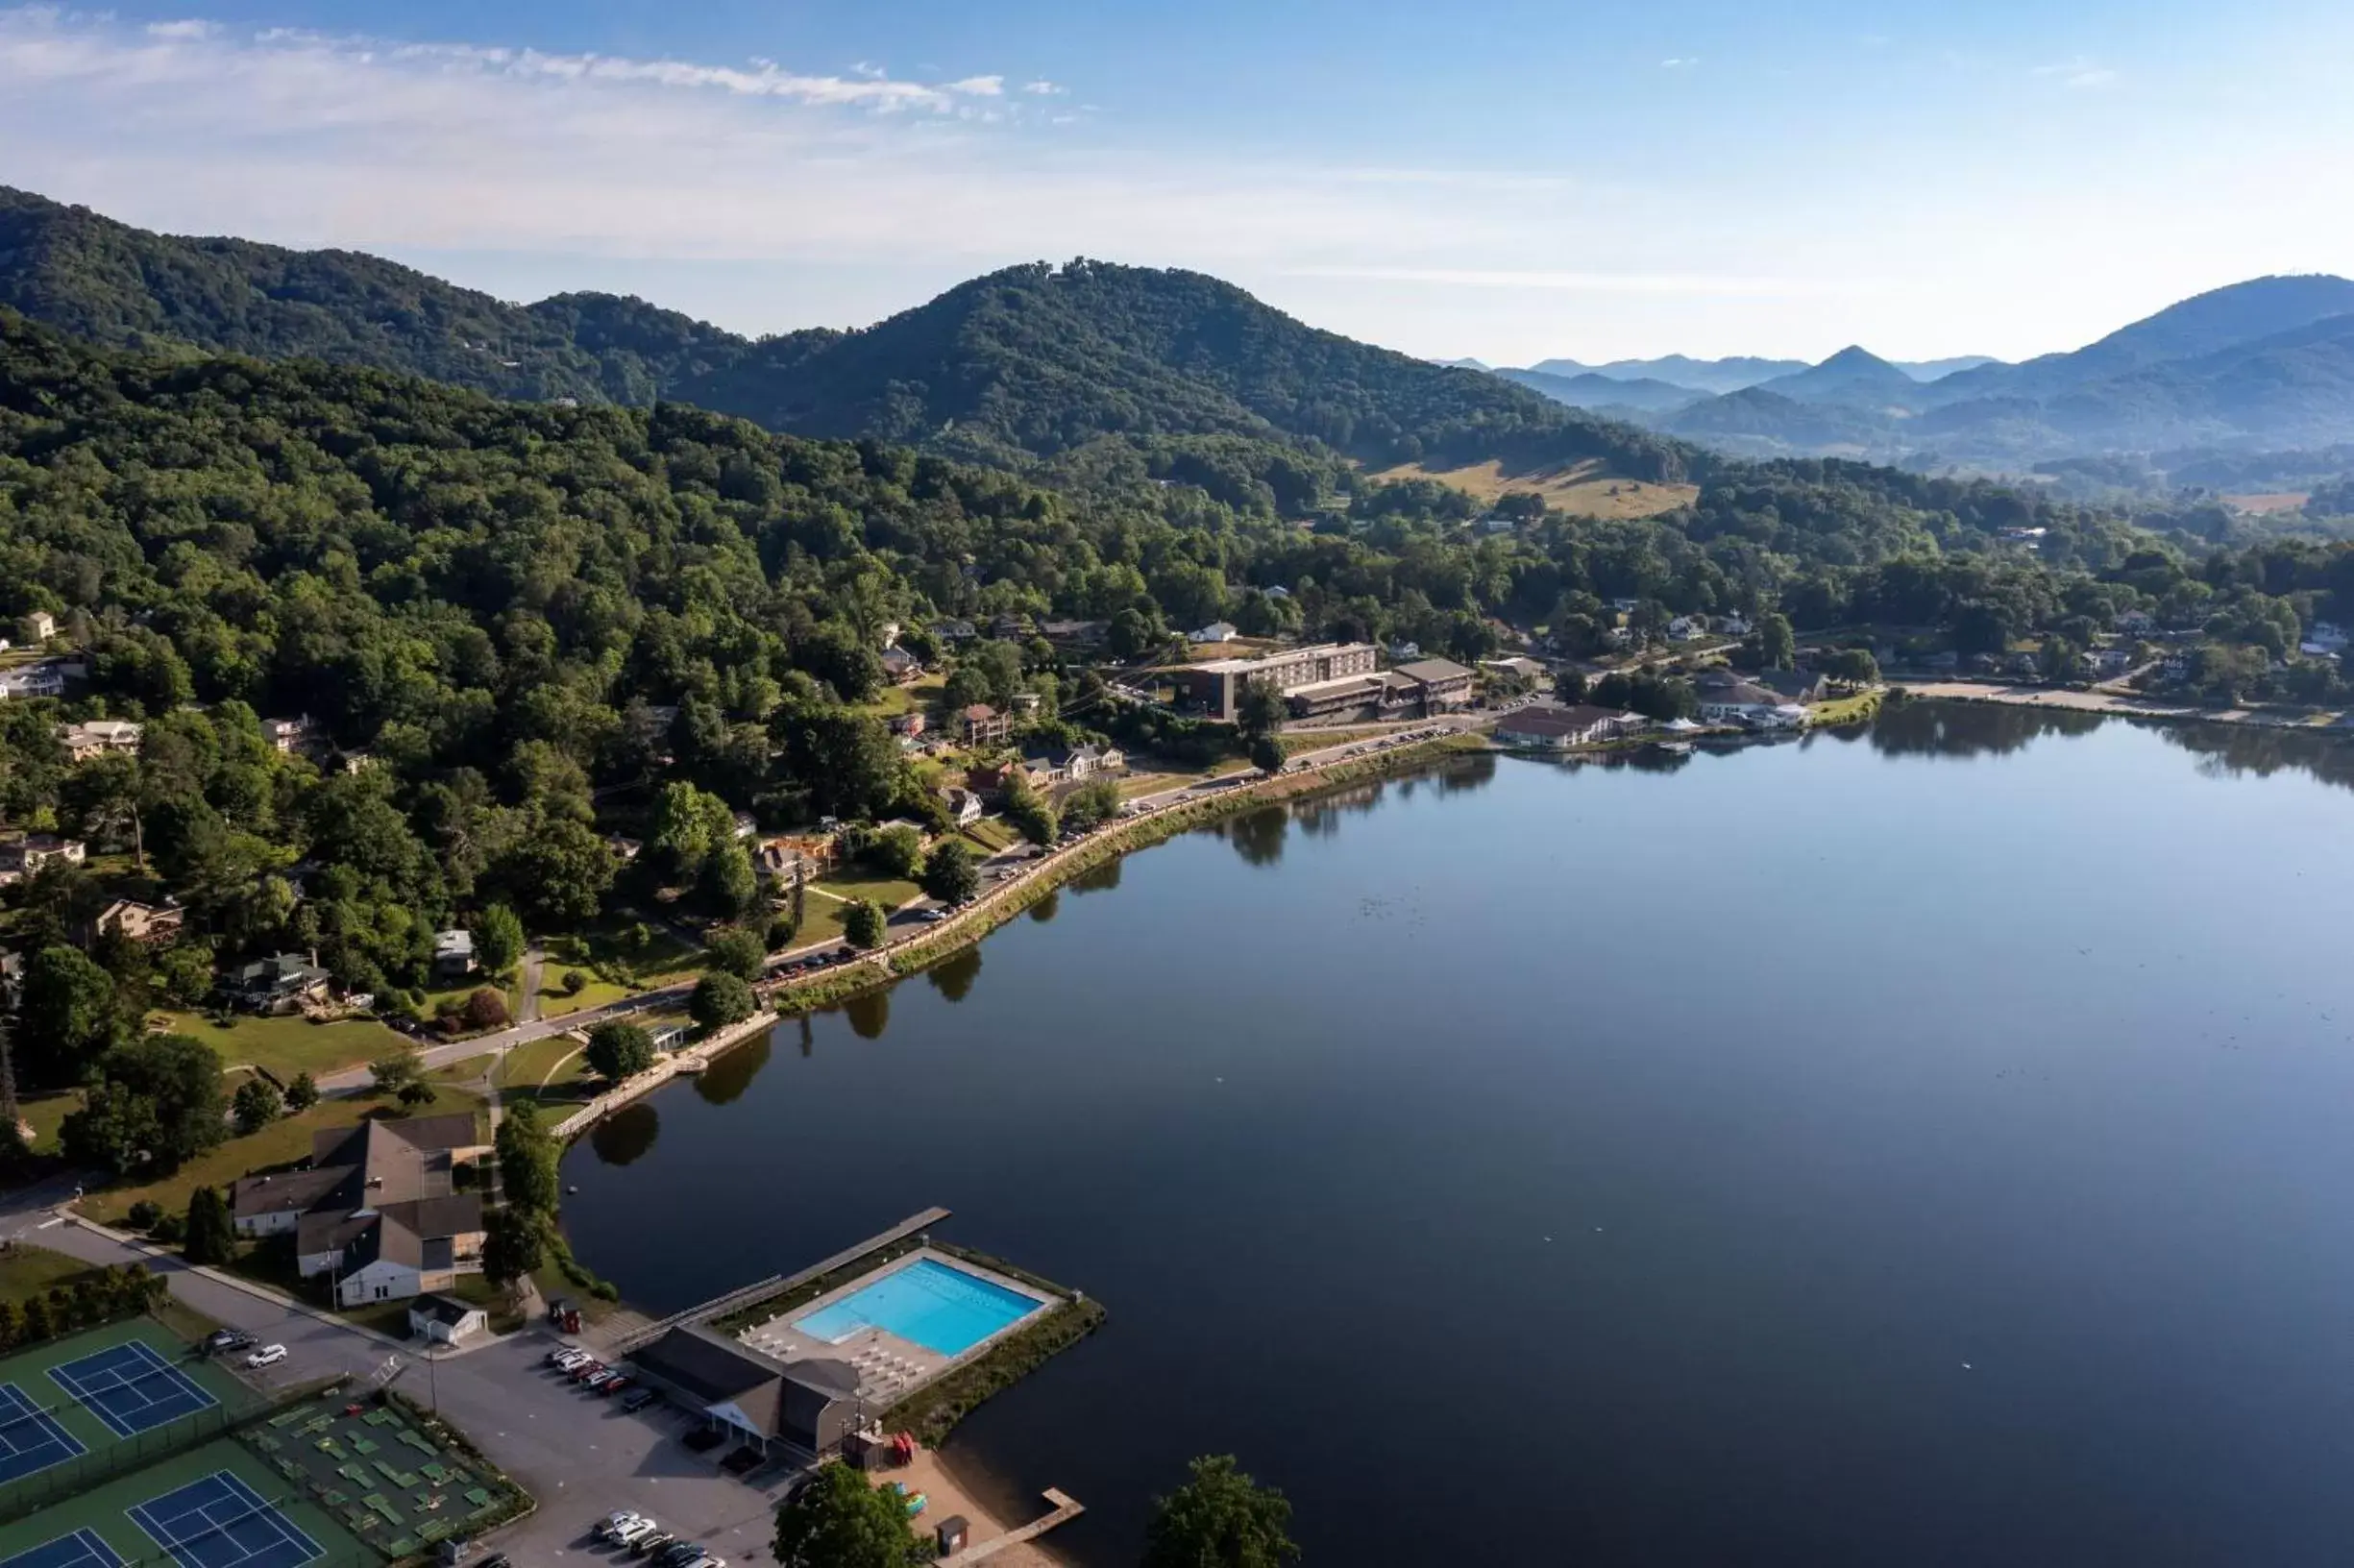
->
[925, 946, 983, 1004]
[1434, 753, 1498, 792]
[1219, 807, 1289, 867]
[844, 989, 890, 1040]
[1871, 698, 2354, 793]
[1068, 857, 1122, 895]
[588, 1103, 659, 1166]
[1028, 891, 1060, 923]
[694, 1032, 771, 1105]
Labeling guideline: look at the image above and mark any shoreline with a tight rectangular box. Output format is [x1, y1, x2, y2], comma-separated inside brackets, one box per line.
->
[1893, 678, 2352, 731]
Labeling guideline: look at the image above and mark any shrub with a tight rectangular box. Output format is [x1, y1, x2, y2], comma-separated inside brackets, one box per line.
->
[560, 969, 586, 995]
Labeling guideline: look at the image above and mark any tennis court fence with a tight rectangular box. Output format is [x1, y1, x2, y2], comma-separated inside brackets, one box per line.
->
[0, 1401, 242, 1527]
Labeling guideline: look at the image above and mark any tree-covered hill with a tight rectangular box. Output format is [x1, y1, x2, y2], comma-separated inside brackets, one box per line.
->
[0, 187, 1691, 485]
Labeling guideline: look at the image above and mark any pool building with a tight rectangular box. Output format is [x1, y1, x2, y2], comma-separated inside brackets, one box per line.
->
[626, 1249, 1056, 1458]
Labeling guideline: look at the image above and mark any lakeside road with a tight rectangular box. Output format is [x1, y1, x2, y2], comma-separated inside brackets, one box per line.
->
[1896, 678, 2352, 728]
[314, 715, 1497, 1098]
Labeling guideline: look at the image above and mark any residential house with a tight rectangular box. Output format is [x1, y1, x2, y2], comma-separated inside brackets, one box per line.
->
[969, 759, 1048, 801]
[1386, 640, 1422, 662]
[2115, 611, 2158, 637]
[2301, 621, 2348, 656]
[879, 647, 923, 684]
[58, 720, 142, 762]
[0, 663, 66, 700]
[20, 612, 54, 643]
[1483, 656, 1550, 684]
[1265, 586, 1292, 601]
[888, 711, 926, 739]
[988, 613, 1031, 641]
[605, 834, 644, 863]
[231, 1114, 489, 1307]
[432, 929, 477, 982]
[1666, 616, 1706, 642]
[227, 953, 332, 1015]
[0, 833, 86, 874]
[933, 619, 978, 644]
[756, 834, 838, 886]
[1039, 619, 1107, 649]
[940, 787, 984, 828]
[1479, 513, 1517, 533]
[1189, 622, 1239, 645]
[2091, 647, 2135, 677]
[732, 811, 760, 840]
[961, 704, 1010, 746]
[408, 1293, 489, 1344]
[261, 715, 313, 754]
[1021, 742, 1126, 785]
[87, 899, 184, 946]
[1010, 692, 1042, 716]
[1494, 704, 1641, 749]
[1716, 613, 1754, 638]
[627, 1324, 863, 1458]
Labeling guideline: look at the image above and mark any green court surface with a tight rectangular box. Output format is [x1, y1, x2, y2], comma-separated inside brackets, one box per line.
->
[0, 1435, 373, 1568]
[238, 1392, 520, 1556]
[0, 1320, 257, 1510]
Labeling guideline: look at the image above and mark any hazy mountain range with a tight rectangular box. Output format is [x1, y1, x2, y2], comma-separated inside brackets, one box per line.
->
[1484, 275, 2354, 472]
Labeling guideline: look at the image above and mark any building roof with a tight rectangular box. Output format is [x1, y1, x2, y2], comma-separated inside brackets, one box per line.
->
[230, 1165, 347, 1221]
[631, 1324, 793, 1405]
[434, 929, 474, 959]
[233, 953, 330, 992]
[1758, 669, 1827, 700]
[962, 704, 998, 721]
[409, 1292, 480, 1326]
[1699, 679, 1782, 707]
[1393, 657, 1473, 685]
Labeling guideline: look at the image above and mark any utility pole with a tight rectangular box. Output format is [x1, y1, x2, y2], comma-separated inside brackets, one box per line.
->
[0, 952, 20, 1141]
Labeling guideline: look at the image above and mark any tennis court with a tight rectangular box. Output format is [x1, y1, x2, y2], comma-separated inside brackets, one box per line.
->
[131, 1470, 323, 1568]
[0, 1529, 122, 1568]
[0, 1384, 86, 1484]
[0, 1439, 369, 1568]
[51, 1344, 218, 1439]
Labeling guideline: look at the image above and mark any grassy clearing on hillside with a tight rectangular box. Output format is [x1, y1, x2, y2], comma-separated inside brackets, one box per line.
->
[151, 1009, 408, 1081]
[960, 816, 1020, 853]
[1371, 457, 1697, 519]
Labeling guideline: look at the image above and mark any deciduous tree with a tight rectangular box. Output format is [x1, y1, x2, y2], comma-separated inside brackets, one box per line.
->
[584, 1021, 656, 1081]
[1142, 1456, 1300, 1568]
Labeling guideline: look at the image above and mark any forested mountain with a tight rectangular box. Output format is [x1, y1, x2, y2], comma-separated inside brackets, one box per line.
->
[1493, 366, 1701, 414]
[1754, 346, 1924, 407]
[0, 187, 1691, 485]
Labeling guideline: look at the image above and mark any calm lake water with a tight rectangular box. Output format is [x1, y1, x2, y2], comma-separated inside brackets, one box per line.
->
[562, 703, 2354, 1567]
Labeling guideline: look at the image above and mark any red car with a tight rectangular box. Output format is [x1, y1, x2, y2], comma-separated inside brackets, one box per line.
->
[597, 1375, 633, 1397]
[568, 1360, 606, 1383]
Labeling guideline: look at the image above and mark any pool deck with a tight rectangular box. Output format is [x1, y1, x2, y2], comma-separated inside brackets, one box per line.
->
[734, 1248, 1057, 1410]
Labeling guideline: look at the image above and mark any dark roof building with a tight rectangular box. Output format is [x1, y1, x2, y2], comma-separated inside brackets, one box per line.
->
[233, 1112, 489, 1307]
[629, 1325, 865, 1456]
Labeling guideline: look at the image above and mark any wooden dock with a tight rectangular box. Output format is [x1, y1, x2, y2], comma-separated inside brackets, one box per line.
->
[940, 1489, 1085, 1565]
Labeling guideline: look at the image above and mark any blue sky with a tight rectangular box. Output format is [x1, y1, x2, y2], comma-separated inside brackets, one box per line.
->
[4, 0, 2350, 363]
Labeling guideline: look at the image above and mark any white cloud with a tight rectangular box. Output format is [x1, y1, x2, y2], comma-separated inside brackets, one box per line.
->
[144, 19, 214, 39]
[2033, 57, 2117, 88]
[1022, 79, 1064, 95]
[944, 75, 1003, 96]
[1660, 57, 1697, 68]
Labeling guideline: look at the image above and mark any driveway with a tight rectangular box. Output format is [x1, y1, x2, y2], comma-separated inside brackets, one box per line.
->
[0, 1211, 797, 1565]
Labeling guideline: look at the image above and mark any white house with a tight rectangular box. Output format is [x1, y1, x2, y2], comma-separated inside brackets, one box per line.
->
[940, 787, 984, 827]
[21, 612, 55, 643]
[262, 715, 313, 753]
[408, 1293, 490, 1344]
[1694, 674, 1800, 725]
[58, 720, 141, 761]
[1666, 616, 1706, 642]
[2301, 622, 2347, 656]
[1189, 622, 1238, 645]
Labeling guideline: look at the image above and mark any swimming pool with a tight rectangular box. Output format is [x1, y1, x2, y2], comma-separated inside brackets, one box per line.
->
[793, 1258, 1045, 1357]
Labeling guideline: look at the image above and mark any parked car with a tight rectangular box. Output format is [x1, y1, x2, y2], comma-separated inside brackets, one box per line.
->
[597, 1512, 652, 1545]
[622, 1387, 660, 1413]
[551, 1349, 591, 1369]
[597, 1375, 633, 1397]
[206, 1329, 255, 1354]
[612, 1521, 662, 1550]
[245, 1345, 287, 1369]
[584, 1370, 618, 1391]
[629, 1533, 675, 1559]
[651, 1544, 705, 1568]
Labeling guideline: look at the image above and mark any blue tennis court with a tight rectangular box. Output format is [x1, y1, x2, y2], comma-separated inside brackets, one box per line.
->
[0, 1529, 124, 1568]
[49, 1343, 216, 1438]
[0, 1383, 86, 1484]
[130, 1471, 321, 1568]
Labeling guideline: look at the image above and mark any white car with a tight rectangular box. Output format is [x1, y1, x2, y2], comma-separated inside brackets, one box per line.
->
[613, 1521, 662, 1549]
[598, 1513, 650, 1544]
[245, 1344, 287, 1368]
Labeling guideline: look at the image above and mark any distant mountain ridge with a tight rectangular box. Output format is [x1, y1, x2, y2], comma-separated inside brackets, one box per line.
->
[1497, 276, 2354, 469]
[0, 184, 1694, 484]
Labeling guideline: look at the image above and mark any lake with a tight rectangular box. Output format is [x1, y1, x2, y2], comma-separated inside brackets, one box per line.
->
[560, 702, 2354, 1567]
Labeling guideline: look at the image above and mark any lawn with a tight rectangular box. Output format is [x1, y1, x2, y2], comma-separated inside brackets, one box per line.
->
[1278, 725, 1398, 757]
[960, 817, 1020, 853]
[0, 1241, 107, 1305]
[531, 974, 634, 1019]
[432, 1053, 497, 1084]
[80, 1083, 483, 1229]
[152, 1009, 409, 1082]
[494, 1035, 598, 1112]
[558, 917, 701, 988]
[812, 872, 924, 909]
[17, 1091, 78, 1154]
[1368, 456, 1699, 520]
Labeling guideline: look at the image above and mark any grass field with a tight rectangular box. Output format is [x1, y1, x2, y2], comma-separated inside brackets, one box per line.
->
[1370, 457, 1698, 520]
[1277, 726, 1399, 757]
[81, 1086, 482, 1229]
[151, 1012, 408, 1083]
[555, 918, 701, 988]
[811, 872, 923, 908]
[18, 1092, 79, 1155]
[0, 1243, 111, 1307]
[492, 1036, 595, 1112]
[0, 1433, 371, 1568]
[959, 817, 1020, 853]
